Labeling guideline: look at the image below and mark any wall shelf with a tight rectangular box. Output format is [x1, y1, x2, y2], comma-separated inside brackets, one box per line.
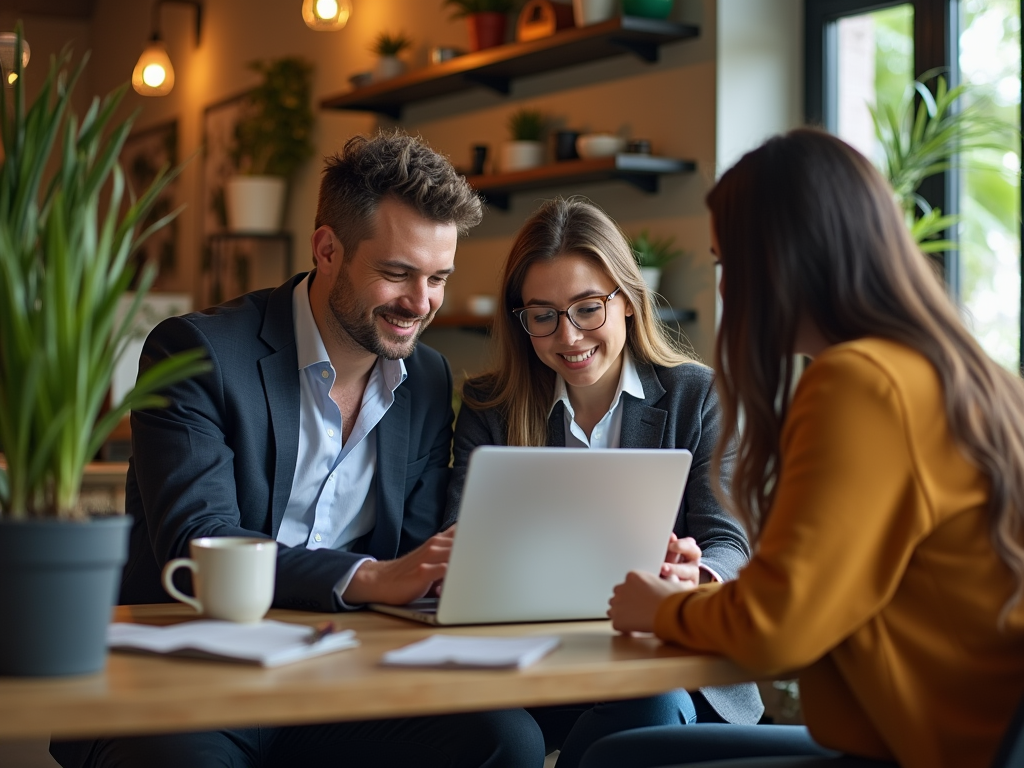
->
[467, 154, 696, 210]
[320, 16, 700, 118]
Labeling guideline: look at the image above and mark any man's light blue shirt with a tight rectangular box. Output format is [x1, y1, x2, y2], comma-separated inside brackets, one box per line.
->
[277, 274, 406, 602]
[550, 347, 644, 449]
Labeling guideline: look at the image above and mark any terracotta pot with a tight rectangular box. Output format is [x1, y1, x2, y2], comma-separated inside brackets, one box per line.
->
[468, 12, 507, 51]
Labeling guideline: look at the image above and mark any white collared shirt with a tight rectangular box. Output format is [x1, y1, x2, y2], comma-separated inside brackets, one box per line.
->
[278, 275, 406, 600]
[550, 347, 645, 448]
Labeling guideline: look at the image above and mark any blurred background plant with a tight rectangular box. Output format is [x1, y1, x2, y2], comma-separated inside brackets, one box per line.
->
[372, 30, 413, 57]
[871, 70, 1019, 253]
[232, 57, 315, 178]
[507, 107, 546, 141]
[630, 229, 684, 269]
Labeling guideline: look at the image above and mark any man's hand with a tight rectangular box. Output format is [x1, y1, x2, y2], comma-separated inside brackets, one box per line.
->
[660, 533, 702, 588]
[342, 528, 455, 605]
[608, 569, 694, 634]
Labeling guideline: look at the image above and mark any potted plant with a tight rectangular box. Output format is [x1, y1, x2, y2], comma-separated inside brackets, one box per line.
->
[630, 229, 684, 292]
[871, 71, 1018, 253]
[500, 107, 547, 173]
[372, 31, 413, 82]
[0, 29, 210, 676]
[443, 0, 519, 51]
[226, 56, 315, 234]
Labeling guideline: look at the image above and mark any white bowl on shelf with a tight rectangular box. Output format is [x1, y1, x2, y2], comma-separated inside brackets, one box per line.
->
[576, 134, 626, 159]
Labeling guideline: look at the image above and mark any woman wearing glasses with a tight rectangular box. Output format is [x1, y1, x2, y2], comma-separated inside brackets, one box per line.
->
[445, 197, 763, 768]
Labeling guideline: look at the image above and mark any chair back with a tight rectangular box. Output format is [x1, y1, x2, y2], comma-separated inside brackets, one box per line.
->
[991, 690, 1024, 768]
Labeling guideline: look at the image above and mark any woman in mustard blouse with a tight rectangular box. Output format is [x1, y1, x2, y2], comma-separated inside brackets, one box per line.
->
[580, 129, 1024, 768]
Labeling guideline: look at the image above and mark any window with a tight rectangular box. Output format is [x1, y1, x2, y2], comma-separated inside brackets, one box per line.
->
[807, 0, 1022, 372]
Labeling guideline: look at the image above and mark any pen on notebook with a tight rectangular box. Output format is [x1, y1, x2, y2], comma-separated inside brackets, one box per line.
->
[306, 621, 337, 645]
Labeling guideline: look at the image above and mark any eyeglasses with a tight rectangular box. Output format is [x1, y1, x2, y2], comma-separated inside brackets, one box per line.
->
[512, 287, 621, 337]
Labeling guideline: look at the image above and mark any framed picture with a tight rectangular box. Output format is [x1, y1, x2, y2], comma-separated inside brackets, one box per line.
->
[121, 119, 178, 287]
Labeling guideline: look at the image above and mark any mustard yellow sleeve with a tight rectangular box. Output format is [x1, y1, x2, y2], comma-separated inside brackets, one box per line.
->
[653, 349, 934, 675]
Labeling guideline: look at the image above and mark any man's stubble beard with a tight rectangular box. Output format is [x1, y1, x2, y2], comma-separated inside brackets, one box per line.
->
[327, 269, 434, 360]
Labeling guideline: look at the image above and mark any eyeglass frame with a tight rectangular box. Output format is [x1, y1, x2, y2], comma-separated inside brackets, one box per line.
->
[511, 287, 622, 337]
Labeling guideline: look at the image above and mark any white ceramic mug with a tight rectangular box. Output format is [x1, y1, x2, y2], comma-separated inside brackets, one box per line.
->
[161, 537, 277, 623]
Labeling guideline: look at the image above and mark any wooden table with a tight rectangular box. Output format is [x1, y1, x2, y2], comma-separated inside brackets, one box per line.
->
[0, 604, 754, 740]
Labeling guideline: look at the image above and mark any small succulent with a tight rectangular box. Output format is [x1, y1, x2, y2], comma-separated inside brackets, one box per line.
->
[507, 108, 546, 142]
[372, 31, 413, 57]
[631, 230, 684, 269]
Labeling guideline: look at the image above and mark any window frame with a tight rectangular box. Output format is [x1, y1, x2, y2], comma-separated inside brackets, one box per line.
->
[806, 0, 1023, 371]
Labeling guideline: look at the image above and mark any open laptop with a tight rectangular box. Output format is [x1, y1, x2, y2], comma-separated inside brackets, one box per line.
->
[370, 446, 692, 625]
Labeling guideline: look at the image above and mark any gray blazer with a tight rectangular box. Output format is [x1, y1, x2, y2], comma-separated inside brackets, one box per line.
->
[446, 361, 764, 725]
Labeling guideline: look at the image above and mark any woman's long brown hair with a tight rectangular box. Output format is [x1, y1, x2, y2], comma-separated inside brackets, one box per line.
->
[462, 197, 693, 446]
[707, 128, 1024, 621]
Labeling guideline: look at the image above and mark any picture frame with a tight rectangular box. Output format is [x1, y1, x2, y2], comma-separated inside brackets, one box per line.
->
[121, 119, 179, 287]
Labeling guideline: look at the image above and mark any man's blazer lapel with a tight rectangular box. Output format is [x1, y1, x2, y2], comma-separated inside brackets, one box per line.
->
[258, 275, 304, 536]
[621, 363, 668, 449]
[367, 384, 410, 559]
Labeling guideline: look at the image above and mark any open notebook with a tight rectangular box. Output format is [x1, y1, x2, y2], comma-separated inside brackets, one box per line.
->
[108, 620, 358, 667]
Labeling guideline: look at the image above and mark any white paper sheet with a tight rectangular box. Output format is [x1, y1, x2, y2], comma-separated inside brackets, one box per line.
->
[381, 635, 560, 669]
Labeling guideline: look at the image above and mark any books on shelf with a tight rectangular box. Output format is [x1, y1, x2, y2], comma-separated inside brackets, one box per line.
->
[108, 620, 358, 668]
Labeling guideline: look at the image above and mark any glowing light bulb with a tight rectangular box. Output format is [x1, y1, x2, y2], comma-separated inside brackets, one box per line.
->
[132, 39, 175, 96]
[142, 64, 166, 87]
[315, 0, 338, 20]
[302, 0, 351, 31]
[7, 72, 16, 84]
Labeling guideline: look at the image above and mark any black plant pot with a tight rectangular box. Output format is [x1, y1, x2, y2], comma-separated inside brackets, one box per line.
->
[0, 515, 130, 676]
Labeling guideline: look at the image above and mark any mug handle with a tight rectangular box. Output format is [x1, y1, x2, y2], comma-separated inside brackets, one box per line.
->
[161, 558, 203, 614]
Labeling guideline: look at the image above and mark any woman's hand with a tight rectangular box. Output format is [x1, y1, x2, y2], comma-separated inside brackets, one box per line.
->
[661, 533, 702, 589]
[608, 569, 695, 634]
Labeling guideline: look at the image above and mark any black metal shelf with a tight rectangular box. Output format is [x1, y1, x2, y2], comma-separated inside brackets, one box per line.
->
[320, 16, 699, 118]
[467, 154, 696, 210]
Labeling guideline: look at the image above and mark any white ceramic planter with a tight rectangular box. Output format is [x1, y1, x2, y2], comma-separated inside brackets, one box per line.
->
[573, 0, 617, 26]
[640, 266, 662, 293]
[373, 55, 406, 82]
[225, 175, 287, 233]
[500, 140, 545, 173]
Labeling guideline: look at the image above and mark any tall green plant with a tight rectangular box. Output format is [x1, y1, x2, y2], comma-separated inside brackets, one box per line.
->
[871, 71, 1019, 253]
[0, 28, 210, 520]
[232, 57, 315, 178]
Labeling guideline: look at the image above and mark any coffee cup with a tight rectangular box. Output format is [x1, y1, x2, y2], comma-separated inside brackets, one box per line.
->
[161, 537, 277, 623]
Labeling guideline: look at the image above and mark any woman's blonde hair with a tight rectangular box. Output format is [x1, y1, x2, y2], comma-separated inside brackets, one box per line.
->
[707, 128, 1024, 621]
[462, 197, 694, 446]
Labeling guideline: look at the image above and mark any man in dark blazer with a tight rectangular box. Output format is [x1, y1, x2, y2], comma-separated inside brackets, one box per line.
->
[51, 133, 546, 768]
